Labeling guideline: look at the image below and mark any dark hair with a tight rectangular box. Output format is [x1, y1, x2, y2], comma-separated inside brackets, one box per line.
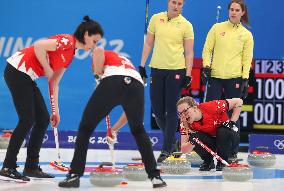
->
[228, 0, 249, 25]
[74, 15, 104, 44]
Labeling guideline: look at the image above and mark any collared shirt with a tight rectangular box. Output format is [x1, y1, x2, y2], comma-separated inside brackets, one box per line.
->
[202, 21, 254, 79]
[7, 34, 75, 80]
[148, 12, 194, 70]
[180, 100, 229, 136]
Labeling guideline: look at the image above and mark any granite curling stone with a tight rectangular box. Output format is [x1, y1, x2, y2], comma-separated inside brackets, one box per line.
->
[0, 133, 10, 149]
[0, 132, 26, 149]
[122, 163, 148, 181]
[161, 155, 191, 174]
[186, 151, 203, 166]
[222, 163, 253, 181]
[90, 163, 123, 187]
[247, 150, 276, 167]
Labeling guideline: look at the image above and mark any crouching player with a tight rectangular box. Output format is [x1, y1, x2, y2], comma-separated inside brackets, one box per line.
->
[177, 96, 243, 171]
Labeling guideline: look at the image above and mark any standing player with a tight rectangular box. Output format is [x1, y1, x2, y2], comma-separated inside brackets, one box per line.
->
[0, 16, 103, 182]
[202, 0, 254, 158]
[177, 96, 242, 171]
[139, 0, 194, 162]
[58, 48, 167, 188]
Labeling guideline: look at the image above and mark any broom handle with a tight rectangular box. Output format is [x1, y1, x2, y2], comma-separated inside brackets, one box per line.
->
[53, 126, 62, 162]
[193, 137, 229, 166]
[49, 82, 62, 163]
[106, 115, 115, 169]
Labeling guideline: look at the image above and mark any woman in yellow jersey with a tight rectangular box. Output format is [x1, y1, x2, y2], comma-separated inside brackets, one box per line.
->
[202, 0, 254, 159]
[139, 0, 194, 162]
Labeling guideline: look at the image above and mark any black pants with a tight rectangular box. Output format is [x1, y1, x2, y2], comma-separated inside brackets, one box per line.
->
[69, 76, 160, 178]
[3, 64, 50, 169]
[150, 68, 186, 153]
[192, 127, 239, 163]
[205, 77, 242, 155]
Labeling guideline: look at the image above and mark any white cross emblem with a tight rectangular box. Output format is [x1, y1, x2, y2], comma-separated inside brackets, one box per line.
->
[61, 37, 69, 45]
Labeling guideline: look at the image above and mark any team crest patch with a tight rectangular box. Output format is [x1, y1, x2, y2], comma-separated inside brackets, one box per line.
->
[176, 22, 181, 28]
[220, 32, 225, 36]
[175, 74, 180, 80]
[160, 19, 165, 23]
[236, 83, 240, 88]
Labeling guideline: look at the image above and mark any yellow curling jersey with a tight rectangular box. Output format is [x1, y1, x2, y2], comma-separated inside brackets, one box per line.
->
[202, 21, 254, 79]
[148, 12, 194, 70]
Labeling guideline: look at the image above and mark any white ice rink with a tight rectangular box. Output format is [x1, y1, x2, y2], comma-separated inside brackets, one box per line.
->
[0, 148, 284, 191]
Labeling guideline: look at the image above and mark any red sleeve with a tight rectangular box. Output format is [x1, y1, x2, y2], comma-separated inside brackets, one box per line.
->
[213, 100, 229, 114]
[51, 34, 74, 51]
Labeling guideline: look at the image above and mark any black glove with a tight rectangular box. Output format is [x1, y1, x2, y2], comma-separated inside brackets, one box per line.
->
[138, 66, 148, 84]
[240, 79, 249, 99]
[94, 74, 101, 84]
[221, 121, 238, 132]
[183, 76, 192, 89]
[188, 131, 198, 145]
[201, 67, 211, 85]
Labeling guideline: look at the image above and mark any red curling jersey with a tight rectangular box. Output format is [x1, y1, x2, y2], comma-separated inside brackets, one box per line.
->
[180, 100, 229, 136]
[7, 34, 76, 80]
[100, 50, 143, 84]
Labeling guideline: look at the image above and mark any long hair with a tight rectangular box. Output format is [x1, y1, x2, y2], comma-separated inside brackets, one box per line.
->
[228, 0, 250, 26]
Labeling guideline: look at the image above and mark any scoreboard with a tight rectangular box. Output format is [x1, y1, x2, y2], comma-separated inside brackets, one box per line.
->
[252, 59, 284, 130]
[238, 59, 284, 131]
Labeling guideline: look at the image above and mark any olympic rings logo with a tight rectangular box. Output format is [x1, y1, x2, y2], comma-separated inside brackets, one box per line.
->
[150, 136, 159, 146]
[274, 139, 284, 150]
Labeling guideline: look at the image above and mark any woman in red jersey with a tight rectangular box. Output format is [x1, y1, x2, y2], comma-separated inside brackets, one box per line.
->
[59, 48, 166, 189]
[177, 96, 243, 171]
[0, 16, 103, 182]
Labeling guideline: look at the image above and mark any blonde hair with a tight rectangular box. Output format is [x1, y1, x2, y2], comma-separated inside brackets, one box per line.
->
[176, 96, 198, 107]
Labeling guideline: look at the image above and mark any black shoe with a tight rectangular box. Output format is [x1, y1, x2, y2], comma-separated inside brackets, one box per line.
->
[23, 166, 54, 178]
[0, 168, 30, 182]
[58, 173, 80, 188]
[150, 175, 167, 188]
[199, 160, 215, 171]
[157, 150, 171, 163]
[216, 161, 226, 171]
[228, 154, 243, 163]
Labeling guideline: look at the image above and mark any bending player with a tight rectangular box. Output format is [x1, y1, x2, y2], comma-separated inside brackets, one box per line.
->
[177, 96, 242, 171]
[0, 16, 103, 182]
[58, 48, 166, 188]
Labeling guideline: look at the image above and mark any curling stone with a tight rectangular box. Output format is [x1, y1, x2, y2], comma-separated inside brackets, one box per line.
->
[122, 163, 148, 181]
[0, 133, 26, 149]
[161, 155, 191, 174]
[222, 163, 253, 181]
[247, 150, 276, 167]
[186, 151, 203, 166]
[0, 133, 10, 149]
[90, 162, 123, 187]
